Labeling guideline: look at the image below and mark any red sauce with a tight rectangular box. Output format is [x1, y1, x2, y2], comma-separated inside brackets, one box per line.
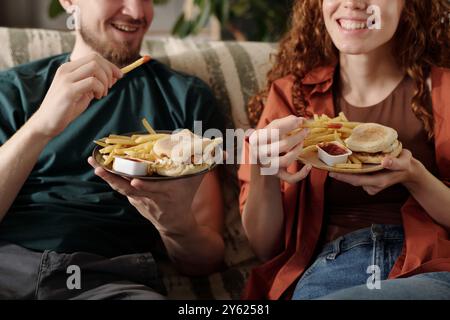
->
[318, 142, 348, 156]
[327, 123, 343, 129]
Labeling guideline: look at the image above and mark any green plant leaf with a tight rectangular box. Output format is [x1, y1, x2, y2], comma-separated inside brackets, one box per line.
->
[212, 0, 230, 24]
[172, 15, 194, 38]
[48, 0, 65, 18]
[190, 0, 212, 34]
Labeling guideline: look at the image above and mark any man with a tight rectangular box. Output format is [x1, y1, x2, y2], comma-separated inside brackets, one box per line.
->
[0, 0, 225, 299]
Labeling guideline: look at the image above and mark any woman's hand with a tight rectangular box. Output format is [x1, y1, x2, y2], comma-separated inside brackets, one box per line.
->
[87, 157, 203, 236]
[248, 115, 312, 184]
[329, 149, 418, 195]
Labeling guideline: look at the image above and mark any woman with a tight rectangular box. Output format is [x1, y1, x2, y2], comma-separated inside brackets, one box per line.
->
[239, 0, 450, 299]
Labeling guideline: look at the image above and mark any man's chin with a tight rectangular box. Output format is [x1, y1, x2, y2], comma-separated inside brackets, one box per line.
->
[106, 49, 141, 67]
[80, 27, 142, 67]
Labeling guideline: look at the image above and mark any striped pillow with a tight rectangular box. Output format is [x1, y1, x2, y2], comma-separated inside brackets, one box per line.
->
[0, 27, 276, 299]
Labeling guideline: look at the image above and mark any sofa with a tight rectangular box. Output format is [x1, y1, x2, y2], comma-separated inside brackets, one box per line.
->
[0, 27, 276, 299]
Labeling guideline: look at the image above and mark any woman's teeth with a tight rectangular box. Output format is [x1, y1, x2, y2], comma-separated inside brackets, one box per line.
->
[111, 23, 139, 33]
[339, 20, 367, 30]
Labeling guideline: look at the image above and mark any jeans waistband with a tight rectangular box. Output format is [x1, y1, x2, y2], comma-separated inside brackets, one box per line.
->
[318, 224, 404, 259]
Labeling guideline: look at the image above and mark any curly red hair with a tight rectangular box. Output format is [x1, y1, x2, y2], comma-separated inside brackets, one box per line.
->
[248, 0, 450, 139]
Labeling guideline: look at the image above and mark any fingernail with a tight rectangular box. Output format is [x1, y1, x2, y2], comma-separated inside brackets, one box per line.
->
[387, 159, 393, 167]
[329, 173, 336, 178]
[307, 164, 312, 170]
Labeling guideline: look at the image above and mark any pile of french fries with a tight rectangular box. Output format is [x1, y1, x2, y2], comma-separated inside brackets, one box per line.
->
[93, 119, 172, 176]
[296, 112, 364, 169]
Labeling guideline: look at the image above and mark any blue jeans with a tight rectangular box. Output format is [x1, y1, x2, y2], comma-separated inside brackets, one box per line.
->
[292, 224, 450, 300]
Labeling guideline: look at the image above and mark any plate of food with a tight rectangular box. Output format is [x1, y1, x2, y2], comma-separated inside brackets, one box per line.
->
[296, 113, 402, 174]
[92, 119, 223, 180]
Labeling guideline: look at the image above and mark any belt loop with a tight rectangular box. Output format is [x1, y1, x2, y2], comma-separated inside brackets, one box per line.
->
[371, 224, 383, 240]
[326, 236, 343, 260]
[370, 224, 382, 273]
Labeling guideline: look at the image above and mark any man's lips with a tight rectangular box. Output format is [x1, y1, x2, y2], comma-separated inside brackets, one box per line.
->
[110, 22, 142, 33]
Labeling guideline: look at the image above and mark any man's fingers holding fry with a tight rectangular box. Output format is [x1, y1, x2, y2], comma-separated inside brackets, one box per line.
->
[72, 76, 106, 100]
[71, 61, 110, 97]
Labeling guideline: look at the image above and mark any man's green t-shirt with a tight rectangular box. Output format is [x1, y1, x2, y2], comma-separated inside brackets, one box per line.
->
[0, 54, 226, 257]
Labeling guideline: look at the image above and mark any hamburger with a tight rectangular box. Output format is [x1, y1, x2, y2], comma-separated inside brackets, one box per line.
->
[151, 129, 222, 177]
[344, 123, 402, 164]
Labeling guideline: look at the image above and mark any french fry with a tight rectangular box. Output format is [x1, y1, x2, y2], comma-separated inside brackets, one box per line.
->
[305, 131, 332, 141]
[299, 145, 318, 155]
[105, 138, 137, 145]
[303, 134, 336, 147]
[329, 115, 342, 123]
[311, 128, 328, 134]
[338, 127, 353, 134]
[348, 155, 362, 164]
[340, 122, 361, 129]
[94, 140, 108, 148]
[120, 55, 151, 74]
[333, 130, 345, 145]
[104, 151, 115, 166]
[351, 154, 364, 163]
[131, 134, 148, 141]
[339, 112, 349, 122]
[108, 134, 133, 140]
[134, 133, 168, 144]
[142, 118, 157, 135]
[99, 145, 116, 154]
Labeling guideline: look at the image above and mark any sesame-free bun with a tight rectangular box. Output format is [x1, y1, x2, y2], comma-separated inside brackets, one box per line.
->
[345, 123, 398, 153]
[152, 129, 222, 176]
[353, 142, 403, 164]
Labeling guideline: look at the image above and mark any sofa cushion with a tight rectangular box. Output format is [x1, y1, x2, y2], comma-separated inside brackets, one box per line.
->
[0, 27, 275, 299]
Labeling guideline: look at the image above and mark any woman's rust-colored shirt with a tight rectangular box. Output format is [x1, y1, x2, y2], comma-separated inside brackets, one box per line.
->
[324, 76, 438, 243]
[238, 66, 450, 300]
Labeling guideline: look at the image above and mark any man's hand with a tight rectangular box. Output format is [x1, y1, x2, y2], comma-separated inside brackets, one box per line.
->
[87, 157, 203, 236]
[329, 149, 417, 195]
[29, 53, 123, 138]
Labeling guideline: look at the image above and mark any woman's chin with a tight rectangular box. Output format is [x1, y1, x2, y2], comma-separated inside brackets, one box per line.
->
[335, 44, 376, 56]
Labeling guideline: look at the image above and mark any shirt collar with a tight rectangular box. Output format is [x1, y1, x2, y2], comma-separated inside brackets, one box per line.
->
[301, 65, 336, 94]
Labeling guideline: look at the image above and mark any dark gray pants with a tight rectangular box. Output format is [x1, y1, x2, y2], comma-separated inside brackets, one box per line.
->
[0, 241, 166, 300]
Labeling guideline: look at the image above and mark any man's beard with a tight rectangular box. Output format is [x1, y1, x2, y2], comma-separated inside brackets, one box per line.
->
[79, 23, 142, 67]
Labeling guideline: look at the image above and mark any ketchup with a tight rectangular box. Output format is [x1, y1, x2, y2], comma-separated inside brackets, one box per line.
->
[318, 142, 348, 156]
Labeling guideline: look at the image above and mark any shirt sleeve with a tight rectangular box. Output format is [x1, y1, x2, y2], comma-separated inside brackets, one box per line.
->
[237, 77, 296, 215]
[0, 76, 25, 145]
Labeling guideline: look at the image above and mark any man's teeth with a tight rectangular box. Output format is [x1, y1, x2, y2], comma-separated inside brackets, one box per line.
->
[340, 20, 367, 30]
[112, 23, 138, 32]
